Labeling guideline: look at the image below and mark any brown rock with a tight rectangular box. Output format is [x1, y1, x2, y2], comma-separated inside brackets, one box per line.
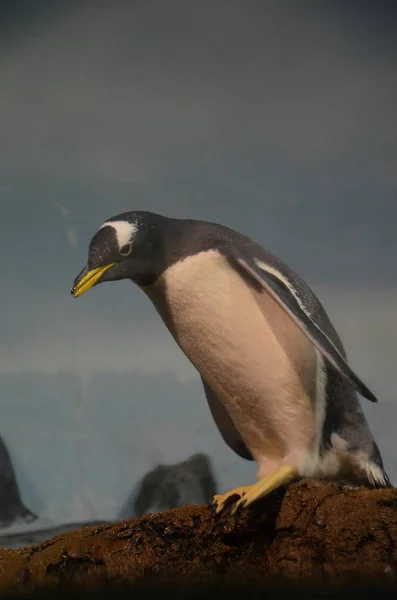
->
[0, 480, 397, 594]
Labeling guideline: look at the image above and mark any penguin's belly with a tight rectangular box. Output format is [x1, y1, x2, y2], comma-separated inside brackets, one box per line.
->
[146, 250, 318, 460]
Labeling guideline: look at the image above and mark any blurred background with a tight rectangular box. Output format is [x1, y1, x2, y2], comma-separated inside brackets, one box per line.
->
[0, 0, 396, 547]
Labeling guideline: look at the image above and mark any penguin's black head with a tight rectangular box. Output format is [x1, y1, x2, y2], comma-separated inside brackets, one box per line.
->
[71, 211, 169, 297]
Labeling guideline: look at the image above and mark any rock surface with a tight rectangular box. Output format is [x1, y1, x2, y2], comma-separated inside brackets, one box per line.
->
[0, 480, 397, 594]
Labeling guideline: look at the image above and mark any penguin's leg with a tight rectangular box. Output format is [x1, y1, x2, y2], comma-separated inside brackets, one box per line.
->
[229, 464, 298, 515]
[212, 465, 299, 515]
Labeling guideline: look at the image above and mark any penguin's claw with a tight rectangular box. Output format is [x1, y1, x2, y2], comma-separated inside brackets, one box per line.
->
[230, 465, 298, 515]
[212, 485, 253, 516]
[212, 465, 298, 516]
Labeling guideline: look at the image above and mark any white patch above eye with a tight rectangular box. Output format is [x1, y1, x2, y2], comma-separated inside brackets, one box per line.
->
[98, 220, 138, 251]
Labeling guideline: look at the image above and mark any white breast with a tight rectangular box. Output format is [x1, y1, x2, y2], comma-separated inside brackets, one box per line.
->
[145, 250, 318, 463]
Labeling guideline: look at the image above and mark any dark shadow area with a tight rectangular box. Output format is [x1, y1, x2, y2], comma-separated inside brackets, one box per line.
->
[0, 0, 78, 42]
[1, 583, 397, 600]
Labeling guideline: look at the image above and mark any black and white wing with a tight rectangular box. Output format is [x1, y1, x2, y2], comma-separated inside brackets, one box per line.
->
[226, 251, 377, 403]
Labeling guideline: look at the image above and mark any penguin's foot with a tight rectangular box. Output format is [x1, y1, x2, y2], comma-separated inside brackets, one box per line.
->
[212, 485, 254, 515]
[231, 465, 298, 515]
[213, 465, 298, 516]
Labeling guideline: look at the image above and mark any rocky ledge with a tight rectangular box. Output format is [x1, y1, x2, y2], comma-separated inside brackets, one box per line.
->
[0, 480, 397, 595]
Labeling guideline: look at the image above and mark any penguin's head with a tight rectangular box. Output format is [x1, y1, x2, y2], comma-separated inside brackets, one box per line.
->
[71, 211, 168, 297]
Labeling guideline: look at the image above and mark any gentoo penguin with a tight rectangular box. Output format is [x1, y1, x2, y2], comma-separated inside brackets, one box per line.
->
[0, 436, 37, 528]
[71, 211, 391, 514]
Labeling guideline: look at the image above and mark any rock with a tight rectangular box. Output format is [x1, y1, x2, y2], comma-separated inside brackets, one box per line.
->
[120, 452, 218, 518]
[0, 480, 396, 594]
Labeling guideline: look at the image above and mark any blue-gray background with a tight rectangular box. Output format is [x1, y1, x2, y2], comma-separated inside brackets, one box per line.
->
[0, 0, 396, 529]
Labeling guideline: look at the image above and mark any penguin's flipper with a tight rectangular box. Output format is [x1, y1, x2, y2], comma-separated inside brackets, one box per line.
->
[231, 254, 377, 403]
[201, 378, 254, 461]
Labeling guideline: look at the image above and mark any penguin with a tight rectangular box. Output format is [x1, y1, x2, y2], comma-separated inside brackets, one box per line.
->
[0, 436, 37, 528]
[71, 211, 391, 515]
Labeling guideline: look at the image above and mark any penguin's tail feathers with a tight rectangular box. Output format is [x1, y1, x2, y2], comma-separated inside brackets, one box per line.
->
[357, 461, 393, 490]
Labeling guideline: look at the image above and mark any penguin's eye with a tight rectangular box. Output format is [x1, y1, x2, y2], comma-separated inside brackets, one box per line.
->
[119, 243, 132, 256]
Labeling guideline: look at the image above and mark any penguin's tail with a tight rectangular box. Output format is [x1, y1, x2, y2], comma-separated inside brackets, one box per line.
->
[330, 430, 392, 489]
[362, 467, 393, 489]
[356, 448, 393, 490]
